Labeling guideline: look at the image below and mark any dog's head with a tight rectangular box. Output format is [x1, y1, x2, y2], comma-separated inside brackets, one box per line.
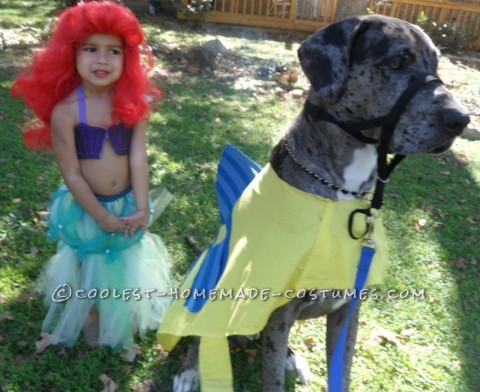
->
[298, 15, 470, 154]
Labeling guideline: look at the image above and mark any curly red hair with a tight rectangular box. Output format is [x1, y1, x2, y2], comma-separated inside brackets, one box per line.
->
[11, 1, 160, 150]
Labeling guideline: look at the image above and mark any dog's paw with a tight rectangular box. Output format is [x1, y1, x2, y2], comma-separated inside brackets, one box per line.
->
[285, 348, 312, 385]
[173, 369, 199, 392]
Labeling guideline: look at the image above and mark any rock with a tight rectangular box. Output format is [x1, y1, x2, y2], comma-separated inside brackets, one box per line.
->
[461, 124, 480, 141]
[291, 89, 305, 99]
[188, 39, 228, 71]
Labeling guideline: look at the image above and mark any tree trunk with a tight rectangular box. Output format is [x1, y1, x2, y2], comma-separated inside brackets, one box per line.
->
[334, 0, 370, 20]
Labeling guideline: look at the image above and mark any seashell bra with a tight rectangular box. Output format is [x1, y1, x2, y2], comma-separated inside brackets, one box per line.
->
[74, 85, 132, 159]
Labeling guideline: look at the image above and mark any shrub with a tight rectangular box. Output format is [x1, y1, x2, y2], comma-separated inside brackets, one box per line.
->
[417, 11, 466, 54]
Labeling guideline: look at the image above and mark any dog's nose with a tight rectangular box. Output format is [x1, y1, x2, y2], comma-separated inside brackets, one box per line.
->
[442, 109, 470, 135]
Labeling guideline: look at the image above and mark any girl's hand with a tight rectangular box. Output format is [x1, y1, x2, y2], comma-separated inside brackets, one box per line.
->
[120, 209, 149, 237]
[98, 214, 128, 233]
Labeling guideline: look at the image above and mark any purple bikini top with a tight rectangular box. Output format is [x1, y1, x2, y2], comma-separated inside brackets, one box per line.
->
[74, 85, 132, 159]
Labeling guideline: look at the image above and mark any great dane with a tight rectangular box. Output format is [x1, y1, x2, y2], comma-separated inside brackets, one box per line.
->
[167, 14, 470, 391]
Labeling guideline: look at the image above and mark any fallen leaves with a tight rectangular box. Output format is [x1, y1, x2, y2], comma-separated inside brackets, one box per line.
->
[303, 337, 316, 350]
[245, 348, 258, 365]
[154, 343, 169, 363]
[35, 332, 51, 354]
[0, 311, 14, 321]
[466, 216, 477, 225]
[99, 374, 117, 392]
[369, 327, 406, 349]
[454, 257, 478, 269]
[120, 344, 141, 363]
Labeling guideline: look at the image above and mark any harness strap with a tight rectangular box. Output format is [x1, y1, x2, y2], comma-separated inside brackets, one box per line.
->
[332, 74, 442, 390]
[347, 74, 442, 240]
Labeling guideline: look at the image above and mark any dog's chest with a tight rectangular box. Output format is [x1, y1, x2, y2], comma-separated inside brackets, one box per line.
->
[338, 145, 377, 201]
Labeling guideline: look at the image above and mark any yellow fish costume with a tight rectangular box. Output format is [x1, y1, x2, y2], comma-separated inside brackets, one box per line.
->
[157, 145, 388, 391]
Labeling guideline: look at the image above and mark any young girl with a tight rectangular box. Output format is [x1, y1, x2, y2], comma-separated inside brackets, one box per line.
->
[11, 1, 173, 351]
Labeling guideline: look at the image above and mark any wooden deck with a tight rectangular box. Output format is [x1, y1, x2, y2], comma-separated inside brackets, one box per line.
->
[368, 0, 480, 42]
[180, 0, 338, 32]
[126, 0, 479, 45]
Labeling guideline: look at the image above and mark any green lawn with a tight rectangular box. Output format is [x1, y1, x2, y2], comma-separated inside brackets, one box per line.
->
[1, 1, 479, 391]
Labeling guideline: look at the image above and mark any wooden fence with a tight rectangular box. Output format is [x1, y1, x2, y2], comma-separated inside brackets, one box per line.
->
[368, 0, 480, 43]
[128, 0, 479, 45]
[179, 0, 337, 32]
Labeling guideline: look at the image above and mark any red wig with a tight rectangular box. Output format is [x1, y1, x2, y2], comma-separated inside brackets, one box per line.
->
[11, 1, 160, 150]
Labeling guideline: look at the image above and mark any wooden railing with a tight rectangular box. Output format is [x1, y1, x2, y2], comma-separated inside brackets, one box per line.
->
[179, 0, 337, 32]
[368, 0, 480, 43]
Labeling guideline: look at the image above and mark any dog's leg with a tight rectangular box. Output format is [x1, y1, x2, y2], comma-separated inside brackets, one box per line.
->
[285, 346, 312, 385]
[326, 302, 361, 392]
[173, 337, 200, 392]
[262, 304, 298, 392]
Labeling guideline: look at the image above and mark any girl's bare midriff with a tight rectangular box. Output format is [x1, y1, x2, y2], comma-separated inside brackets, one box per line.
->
[79, 140, 130, 196]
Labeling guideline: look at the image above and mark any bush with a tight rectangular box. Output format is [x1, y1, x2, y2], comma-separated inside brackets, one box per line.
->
[180, 0, 211, 29]
[417, 11, 466, 54]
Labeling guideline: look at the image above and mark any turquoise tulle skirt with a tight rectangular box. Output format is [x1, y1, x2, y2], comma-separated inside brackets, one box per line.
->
[40, 184, 174, 350]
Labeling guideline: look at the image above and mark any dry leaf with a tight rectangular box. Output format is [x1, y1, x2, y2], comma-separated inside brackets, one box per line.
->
[99, 374, 118, 392]
[0, 311, 14, 321]
[154, 343, 169, 363]
[418, 218, 427, 227]
[245, 348, 257, 365]
[121, 344, 140, 363]
[303, 337, 315, 349]
[432, 221, 444, 228]
[35, 332, 51, 354]
[400, 327, 416, 337]
[369, 327, 404, 348]
[455, 259, 466, 269]
[414, 220, 420, 232]
[30, 247, 39, 256]
[452, 360, 461, 371]
[466, 216, 477, 225]
[18, 290, 41, 303]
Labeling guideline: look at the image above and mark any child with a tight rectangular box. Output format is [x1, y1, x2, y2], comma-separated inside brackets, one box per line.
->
[11, 1, 173, 351]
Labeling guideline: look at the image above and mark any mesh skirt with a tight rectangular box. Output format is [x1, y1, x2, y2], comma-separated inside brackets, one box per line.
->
[40, 184, 174, 350]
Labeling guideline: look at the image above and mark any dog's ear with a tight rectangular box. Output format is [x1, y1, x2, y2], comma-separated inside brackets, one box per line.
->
[298, 17, 368, 103]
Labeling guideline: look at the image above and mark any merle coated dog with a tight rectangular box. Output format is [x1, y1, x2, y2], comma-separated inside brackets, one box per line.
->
[171, 14, 470, 391]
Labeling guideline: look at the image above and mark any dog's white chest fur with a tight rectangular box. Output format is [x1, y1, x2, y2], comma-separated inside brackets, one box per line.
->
[338, 145, 377, 201]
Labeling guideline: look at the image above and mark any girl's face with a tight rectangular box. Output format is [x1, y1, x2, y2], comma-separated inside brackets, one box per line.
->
[76, 34, 124, 91]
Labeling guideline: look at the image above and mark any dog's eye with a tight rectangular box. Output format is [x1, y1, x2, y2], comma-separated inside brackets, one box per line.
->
[389, 56, 403, 70]
[388, 53, 414, 70]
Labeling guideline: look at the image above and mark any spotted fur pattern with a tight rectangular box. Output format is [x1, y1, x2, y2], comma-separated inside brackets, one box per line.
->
[174, 15, 469, 392]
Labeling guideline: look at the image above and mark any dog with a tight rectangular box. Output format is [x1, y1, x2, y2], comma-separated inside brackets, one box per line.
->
[158, 14, 470, 391]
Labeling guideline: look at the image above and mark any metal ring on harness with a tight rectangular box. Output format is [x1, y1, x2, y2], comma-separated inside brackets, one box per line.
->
[348, 208, 372, 240]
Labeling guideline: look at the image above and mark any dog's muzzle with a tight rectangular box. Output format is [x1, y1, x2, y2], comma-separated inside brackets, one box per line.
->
[312, 74, 444, 240]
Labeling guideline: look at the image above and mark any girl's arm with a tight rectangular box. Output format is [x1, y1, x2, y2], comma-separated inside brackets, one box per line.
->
[123, 119, 150, 235]
[50, 104, 126, 233]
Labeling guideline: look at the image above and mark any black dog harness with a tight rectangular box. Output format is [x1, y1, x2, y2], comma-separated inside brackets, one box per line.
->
[306, 74, 443, 239]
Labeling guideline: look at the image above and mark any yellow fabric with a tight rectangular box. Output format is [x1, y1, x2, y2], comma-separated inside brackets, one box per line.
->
[157, 164, 388, 389]
[199, 338, 233, 391]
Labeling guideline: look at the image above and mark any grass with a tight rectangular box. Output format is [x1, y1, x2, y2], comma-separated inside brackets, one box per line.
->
[1, 1, 480, 391]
